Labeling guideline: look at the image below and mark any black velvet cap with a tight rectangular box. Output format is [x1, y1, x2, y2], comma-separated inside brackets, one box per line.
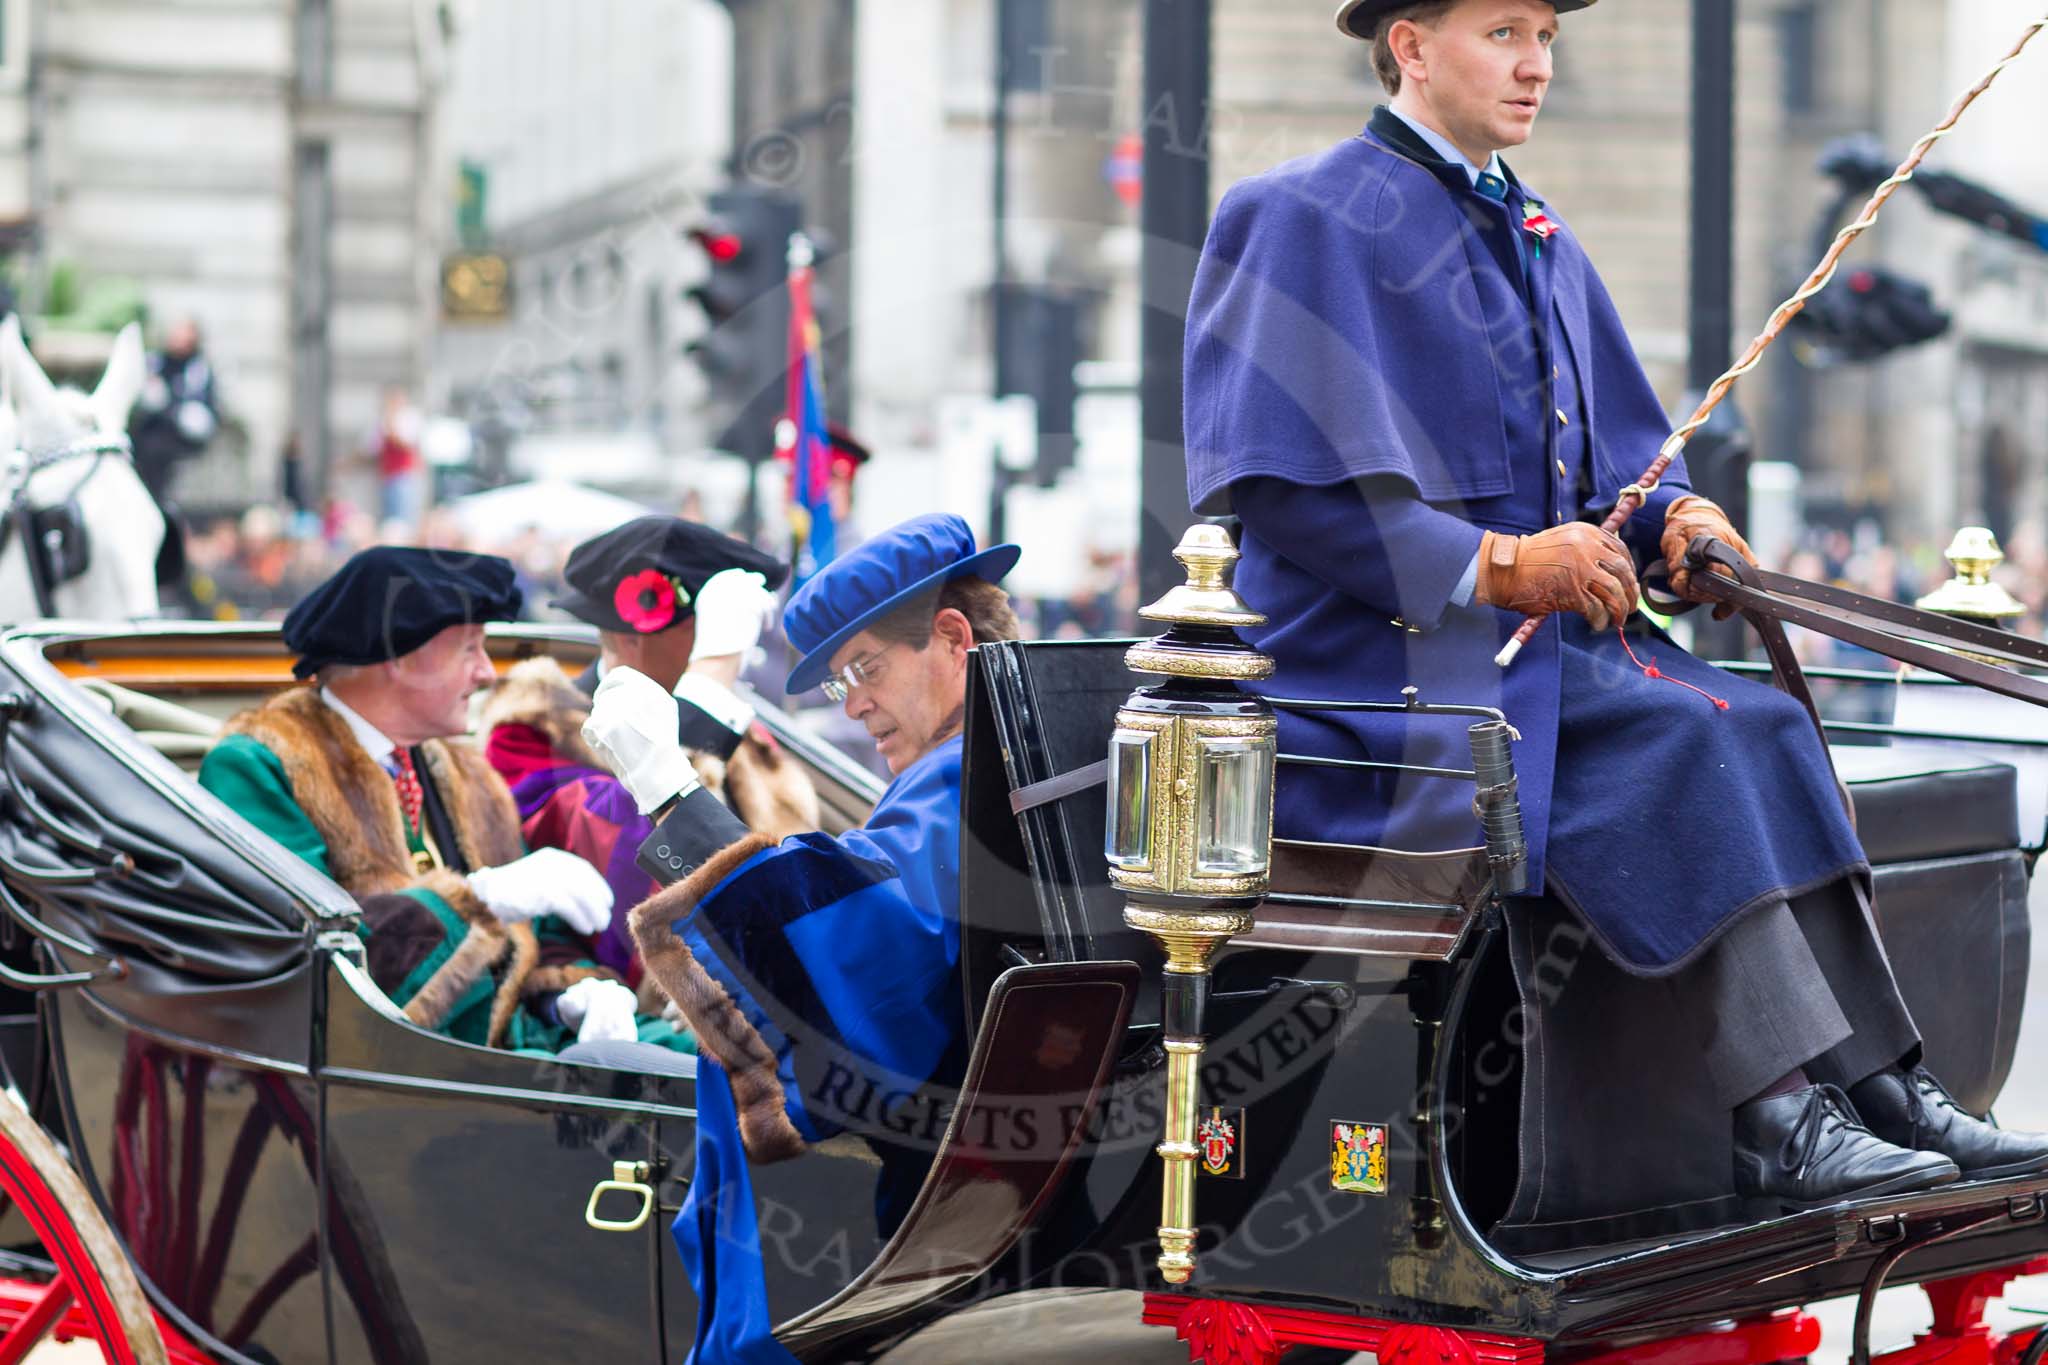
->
[284, 546, 522, 678]
[552, 516, 790, 635]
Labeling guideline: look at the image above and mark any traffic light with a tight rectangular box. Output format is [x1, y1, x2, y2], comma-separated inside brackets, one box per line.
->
[994, 284, 1081, 485]
[683, 188, 801, 459]
[1791, 265, 1951, 364]
[1821, 135, 2048, 254]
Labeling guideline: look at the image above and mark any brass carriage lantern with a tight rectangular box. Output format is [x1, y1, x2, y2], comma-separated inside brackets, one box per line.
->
[1915, 527, 2027, 628]
[1105, 525, 1277, 1285]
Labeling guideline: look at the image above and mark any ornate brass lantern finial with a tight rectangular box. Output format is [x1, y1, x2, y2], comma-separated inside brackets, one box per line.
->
[1916, 526, 2026, 625]
[1105, 524, 1277, 1285]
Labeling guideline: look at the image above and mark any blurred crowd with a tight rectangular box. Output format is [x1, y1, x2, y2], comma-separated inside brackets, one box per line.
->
[168, 496, 1140, 701]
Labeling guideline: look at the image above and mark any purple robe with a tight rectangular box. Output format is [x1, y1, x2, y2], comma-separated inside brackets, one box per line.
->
[486, 721, 655, 981]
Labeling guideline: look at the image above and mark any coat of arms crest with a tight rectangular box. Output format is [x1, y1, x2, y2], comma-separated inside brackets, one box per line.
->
[1197, 1106, 1244, 1180]
[1331, 1121, 1389, 1195]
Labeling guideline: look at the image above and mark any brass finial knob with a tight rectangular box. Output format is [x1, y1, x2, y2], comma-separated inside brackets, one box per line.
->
[1916, 526, 2026, 623]
[1139, 525, 1266, 628]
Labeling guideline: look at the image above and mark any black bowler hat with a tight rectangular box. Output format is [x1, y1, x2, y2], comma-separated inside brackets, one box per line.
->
[1336, 0, 1592, 42]
[552, 516, 790, 636]
[284, 546, 523, 679]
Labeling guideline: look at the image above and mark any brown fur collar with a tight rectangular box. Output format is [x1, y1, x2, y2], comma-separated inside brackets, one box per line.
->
[224, 687, 537, 1043]
[224, 686, 523, 894]
[629, 834, 805, 1162]
[723, 733, 821, 841]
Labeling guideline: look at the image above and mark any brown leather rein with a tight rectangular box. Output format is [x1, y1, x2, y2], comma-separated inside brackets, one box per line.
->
[1686, 538, 2048, 723]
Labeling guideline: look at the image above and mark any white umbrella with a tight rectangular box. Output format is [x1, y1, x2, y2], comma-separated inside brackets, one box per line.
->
[445, 479, 655, 543]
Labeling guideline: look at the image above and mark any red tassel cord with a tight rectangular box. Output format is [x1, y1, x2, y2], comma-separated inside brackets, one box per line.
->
[1617, 621, 1729, 711]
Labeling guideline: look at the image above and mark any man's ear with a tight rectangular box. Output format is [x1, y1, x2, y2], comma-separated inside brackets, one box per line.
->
[1389, 18, 1431, 84]
[932, 607, 974, 662]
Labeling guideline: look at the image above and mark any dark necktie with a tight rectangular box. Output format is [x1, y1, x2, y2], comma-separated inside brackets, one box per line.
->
[389, 747, 424, 836]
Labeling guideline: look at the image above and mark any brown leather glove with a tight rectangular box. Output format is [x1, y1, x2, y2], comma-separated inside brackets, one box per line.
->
[1661, 495, 1759, 620]
[1474, 523, 1640, 632]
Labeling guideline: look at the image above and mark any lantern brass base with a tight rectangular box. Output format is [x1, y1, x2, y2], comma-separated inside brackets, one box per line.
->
[1122, 905, 1255, 971]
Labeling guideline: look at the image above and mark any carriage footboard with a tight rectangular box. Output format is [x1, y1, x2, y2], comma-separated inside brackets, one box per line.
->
[774, 960, 1139, 1360]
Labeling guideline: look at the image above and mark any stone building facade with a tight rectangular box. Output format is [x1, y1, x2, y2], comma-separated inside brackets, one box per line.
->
[432, 0, 732, 501]
[0, 0, 448, 513]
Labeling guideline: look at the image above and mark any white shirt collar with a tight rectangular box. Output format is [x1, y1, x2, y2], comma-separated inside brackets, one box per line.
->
[1386, 105, 1506, 189]
[320, 688, 397, 767]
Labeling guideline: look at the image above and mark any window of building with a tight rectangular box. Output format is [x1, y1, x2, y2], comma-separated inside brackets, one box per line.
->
[1001, 0, 1052, 93]
[1780, 2, 1820, 116]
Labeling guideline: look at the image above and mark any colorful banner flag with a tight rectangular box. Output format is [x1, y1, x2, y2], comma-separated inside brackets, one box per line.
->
[780, 238, 836, 585]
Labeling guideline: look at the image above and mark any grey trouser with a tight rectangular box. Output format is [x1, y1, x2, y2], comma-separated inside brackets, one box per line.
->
[1662, 876, 1922, 1110]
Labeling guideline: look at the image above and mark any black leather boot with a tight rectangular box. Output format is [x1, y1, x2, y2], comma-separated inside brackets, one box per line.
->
[1735, 1083, 1959, 1210]
[1849, 1066, 2048, 1181]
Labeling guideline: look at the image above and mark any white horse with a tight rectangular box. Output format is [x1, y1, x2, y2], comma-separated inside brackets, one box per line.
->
[0, 317, 163, 623]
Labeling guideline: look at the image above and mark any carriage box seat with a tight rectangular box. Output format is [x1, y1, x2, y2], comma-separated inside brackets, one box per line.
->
[1829, 744, 2028, 1114]
[1831, 744, 2019, 863]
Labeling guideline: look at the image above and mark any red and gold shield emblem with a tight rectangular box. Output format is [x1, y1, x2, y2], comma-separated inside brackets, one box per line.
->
[1196, 1106, 1244, 1180]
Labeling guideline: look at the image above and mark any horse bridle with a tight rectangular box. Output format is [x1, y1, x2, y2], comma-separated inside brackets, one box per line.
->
[0, 437, 132, 618]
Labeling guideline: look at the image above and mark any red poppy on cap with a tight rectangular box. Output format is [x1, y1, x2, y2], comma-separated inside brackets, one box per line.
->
[614, 569, 682, 633]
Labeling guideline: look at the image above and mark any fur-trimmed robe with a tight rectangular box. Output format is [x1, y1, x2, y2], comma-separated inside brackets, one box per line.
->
[624, 734, 966, 1169]
[202, 686, 605, 1045]
[482, 657, 818, 996]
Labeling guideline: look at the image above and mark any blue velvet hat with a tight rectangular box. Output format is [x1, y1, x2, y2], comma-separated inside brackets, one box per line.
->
[284, 545, 522, 678]
[783, 514, 1020, 694]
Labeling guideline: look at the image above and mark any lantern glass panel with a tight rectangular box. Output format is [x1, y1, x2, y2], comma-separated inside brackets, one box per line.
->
[1105, 728, 1154, 869]
[1195, 734, 1273, 876]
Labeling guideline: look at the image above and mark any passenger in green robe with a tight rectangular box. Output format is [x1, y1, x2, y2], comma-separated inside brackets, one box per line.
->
[200, 546, 676, 1054]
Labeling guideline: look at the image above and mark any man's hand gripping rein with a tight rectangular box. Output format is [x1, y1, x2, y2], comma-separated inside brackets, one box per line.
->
[1659, 495, 1759, 622]
[1475, 523, 1641, 633]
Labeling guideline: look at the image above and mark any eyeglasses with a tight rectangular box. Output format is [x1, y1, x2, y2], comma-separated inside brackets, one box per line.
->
[821, 648, 892, 703]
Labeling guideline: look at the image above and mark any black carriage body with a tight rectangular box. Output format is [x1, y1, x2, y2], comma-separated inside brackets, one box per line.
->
[956, 638, 2048, 1349]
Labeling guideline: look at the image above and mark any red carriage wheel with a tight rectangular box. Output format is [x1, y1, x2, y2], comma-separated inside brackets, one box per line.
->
[0, 1085, 171, 1364]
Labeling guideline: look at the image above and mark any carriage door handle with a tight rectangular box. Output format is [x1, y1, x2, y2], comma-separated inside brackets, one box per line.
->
[585, 1160, 655, 1232]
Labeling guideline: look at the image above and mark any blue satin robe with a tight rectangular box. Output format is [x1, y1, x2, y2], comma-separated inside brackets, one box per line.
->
[673, 735, 964, 1365]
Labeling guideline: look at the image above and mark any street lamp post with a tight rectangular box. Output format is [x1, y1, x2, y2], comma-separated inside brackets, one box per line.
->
[1686, 0, 1750, 661]
[1138, 0, 1212, 613]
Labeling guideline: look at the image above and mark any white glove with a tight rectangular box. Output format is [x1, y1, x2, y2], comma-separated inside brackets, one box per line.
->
[467, 847, 613, 936]
[556, 977, 639, 1044]
[584, 667, 702, 815]
[689, 569, 777, 663]
[175, 400, 217, 444]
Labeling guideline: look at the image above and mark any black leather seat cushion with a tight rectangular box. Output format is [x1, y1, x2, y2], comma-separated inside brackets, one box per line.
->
[1831, 746, 2019, 864]
[1870, 849, 2028, 1114]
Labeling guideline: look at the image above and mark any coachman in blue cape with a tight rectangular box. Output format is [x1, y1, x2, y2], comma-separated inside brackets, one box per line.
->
[1182, 0, 2048, 1227]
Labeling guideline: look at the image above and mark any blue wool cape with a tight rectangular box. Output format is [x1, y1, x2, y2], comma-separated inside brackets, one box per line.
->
[673, 735, 964, 1364]
[1185, 109, 1866, 975]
